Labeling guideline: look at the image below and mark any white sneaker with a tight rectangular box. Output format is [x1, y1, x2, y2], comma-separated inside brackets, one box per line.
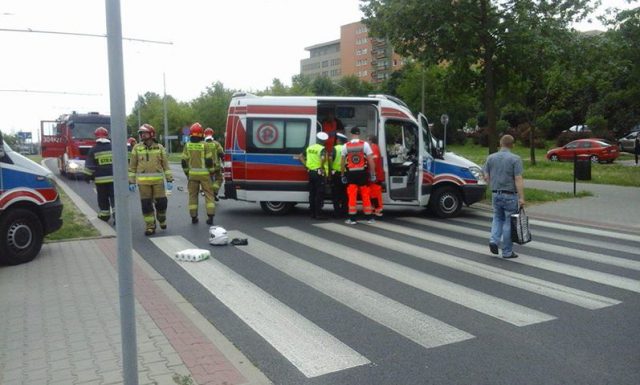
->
[345, 218, 357, 225]
[367, 218, 376, 224]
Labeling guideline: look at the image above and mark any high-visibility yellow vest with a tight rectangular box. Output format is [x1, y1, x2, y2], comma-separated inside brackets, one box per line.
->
[305, 144, 324, 170]
[332, 144, 343, 172]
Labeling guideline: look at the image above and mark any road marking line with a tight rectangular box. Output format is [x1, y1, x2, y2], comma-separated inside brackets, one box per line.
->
[274, 227, 556, 326]
[314, 223, 620, 310]
[235, 230, 474, 349]
[469, 211, 640, 242]
[150, 235, 370, 378]
[460, 217, 640, 257]
[397, 218, 640, 293]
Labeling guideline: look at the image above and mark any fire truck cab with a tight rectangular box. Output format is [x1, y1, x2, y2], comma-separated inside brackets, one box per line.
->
[41, 112, 111, 178]
[223, 94, 486, 218]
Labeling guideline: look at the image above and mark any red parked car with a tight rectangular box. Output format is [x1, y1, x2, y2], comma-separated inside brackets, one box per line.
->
[546, 138, 619, 163]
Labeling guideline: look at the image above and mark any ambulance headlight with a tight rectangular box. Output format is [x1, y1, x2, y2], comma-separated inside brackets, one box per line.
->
[469, 166, 486, 183]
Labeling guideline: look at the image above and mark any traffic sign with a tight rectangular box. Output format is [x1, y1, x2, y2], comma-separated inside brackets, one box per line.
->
[440, 114, 449, 126]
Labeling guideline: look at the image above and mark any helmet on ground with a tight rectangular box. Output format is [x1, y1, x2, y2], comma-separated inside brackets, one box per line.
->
[95, 126, 109, 139]
[316, 132, 329, 143]
[204, 127, 214, 137]
[127, 137, 137, 146]
[138, 123, 156, 138]
[208, 226, 229, 246]
[190, 122, 204, 137]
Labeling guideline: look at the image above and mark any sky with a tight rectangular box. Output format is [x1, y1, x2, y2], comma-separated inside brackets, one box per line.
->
[0, 0, 634, 139]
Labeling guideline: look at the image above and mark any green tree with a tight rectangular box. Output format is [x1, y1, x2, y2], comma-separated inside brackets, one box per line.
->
[289, 74, 315, 95]
[190, 81, 235, 141]
[361, 0, 594, 153]
[312, 76, 337, 95]
[336, 75, 374, 96]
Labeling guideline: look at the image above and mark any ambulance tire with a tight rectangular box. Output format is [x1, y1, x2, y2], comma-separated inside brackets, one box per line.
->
[260, 201, 294, 216]
[428, 186, 462, 218]
[0, 208, 44, 265]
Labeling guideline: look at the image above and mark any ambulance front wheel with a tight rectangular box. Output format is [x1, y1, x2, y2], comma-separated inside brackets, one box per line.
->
[0, 208, 44, 265]
[260, 201, 295, 216]
[428, 186, 462, 218]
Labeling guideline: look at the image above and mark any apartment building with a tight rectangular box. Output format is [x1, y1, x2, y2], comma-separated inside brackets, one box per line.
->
[300, 21, 404, 84]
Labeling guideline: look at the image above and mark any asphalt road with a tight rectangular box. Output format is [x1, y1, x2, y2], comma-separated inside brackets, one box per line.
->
[55, 162, 640, 385]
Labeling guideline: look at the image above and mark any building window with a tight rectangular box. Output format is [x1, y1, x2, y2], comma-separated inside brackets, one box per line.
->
[322, 60, 329, 68]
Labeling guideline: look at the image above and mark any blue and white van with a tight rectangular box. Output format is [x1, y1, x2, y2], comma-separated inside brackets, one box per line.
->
[0, 131, 63, 265]
[223, 94, 486, 217]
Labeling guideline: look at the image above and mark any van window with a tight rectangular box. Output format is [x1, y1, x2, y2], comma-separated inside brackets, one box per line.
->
[247, 118, 310, 154]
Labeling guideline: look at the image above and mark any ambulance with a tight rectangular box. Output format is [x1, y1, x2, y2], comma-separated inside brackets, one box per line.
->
[0, 131, 63, 265]
[223, 93, 486, 218]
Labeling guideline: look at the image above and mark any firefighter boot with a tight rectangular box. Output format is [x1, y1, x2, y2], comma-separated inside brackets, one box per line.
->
[206, 215, 214, 225]
[191, 217, 199, 224]
[144, 224, 156, 236]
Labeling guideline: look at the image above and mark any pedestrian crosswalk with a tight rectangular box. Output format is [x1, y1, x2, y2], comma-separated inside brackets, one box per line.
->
[150, 214, 640, 379]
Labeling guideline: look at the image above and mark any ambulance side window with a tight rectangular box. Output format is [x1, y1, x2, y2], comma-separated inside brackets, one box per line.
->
[247, 118, 310, 154]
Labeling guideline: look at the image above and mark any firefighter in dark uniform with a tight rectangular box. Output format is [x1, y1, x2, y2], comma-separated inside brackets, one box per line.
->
[183, 123, 216, 225]
[203, 127, 224, 200]
[84, 127, 115, 224]
[128, 124, 174, 236]
[300, 132, 329, 219]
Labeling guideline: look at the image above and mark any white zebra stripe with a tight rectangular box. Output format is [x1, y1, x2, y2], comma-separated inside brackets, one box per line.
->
[394, 218, 640, 293]
[314, 223, 620, 309]
[150, 235, 370, 378]
[469, 211, 640, 242]
[232, 230, 474, 349]
[268, 226, 555, 326]
[460, 216, 640, 257]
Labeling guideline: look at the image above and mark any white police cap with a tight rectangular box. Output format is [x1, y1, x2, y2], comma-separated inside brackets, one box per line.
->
[316, 132, 329, 141]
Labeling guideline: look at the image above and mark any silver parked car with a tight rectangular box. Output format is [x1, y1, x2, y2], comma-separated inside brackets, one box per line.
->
[618, 131, 639, 153]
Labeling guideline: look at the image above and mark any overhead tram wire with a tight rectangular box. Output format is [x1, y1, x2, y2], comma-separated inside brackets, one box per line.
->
[0, 27, 173, 45]
[0, 89, 102, 96]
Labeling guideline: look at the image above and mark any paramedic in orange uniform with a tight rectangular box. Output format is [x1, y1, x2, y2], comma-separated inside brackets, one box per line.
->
[341, 127, 376, 225]
[321, 109, 344, 158]
[368, 135, 384, 217]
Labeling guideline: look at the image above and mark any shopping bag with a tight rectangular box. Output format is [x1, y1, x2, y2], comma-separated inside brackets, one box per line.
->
[510, 206, 532, 245]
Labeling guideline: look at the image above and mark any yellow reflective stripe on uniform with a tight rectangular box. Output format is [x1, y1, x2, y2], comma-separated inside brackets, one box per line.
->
[94, 176, 114, 184]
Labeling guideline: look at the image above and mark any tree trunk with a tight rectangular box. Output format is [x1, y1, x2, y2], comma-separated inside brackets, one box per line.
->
[479, 0, 497, 154]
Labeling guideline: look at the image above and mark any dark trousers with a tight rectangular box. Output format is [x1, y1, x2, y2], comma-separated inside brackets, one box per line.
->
[308, 170, 325, 217]
[635, 152, 639, 165]
[331, 173, 347, 216]
[96, 182, 114, 221]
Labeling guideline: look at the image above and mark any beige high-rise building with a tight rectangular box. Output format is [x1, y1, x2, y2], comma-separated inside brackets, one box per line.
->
[300, 21, 404, 84]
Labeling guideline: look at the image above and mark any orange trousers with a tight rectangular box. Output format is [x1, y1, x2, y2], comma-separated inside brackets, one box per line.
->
[347, 184, 372, 216]
[369, 182, 383, 215]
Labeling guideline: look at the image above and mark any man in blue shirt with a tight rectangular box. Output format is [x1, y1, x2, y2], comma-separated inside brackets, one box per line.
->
[483, 135, 526, 258]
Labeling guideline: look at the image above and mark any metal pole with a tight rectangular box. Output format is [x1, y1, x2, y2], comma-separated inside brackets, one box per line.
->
[163, 72, 169, 152]
[104, 1, 138, 384]
[421, 69, 425, 115]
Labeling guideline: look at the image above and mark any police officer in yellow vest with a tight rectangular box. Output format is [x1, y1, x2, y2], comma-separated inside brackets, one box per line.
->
[330, 132, 348, 217]
[128, 124, 174, 236]
[182, 123, 216, 225]
[300, 132, 328, 219]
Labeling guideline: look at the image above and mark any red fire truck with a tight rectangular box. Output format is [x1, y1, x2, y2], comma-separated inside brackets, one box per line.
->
[41, 112, 111, 178]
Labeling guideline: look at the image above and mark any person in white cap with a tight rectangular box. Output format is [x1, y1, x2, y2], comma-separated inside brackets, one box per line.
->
[300, 132, 329, 219]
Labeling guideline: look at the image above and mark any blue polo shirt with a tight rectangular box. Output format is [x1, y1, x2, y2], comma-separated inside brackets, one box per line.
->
[483, 148, 523, 192]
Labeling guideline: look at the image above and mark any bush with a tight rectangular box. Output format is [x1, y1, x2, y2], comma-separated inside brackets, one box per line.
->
[451, 129, 467, 145]
[556, 131, 591, 147]
[470, 127, 489, 147]
[543, 109, 574, 139]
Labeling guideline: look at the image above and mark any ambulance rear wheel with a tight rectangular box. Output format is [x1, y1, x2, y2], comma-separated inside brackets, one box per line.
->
[260, 201, 294, 216]
[0, 209, 44, 265]
[429, 186, 462, 218]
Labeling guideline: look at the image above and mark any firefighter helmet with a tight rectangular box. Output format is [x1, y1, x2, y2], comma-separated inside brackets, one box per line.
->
[190, 122, 204, 137]
[204, 127, 214, 137]
[127, 137, 137, 147]
[94, 126, 109, 139]
[138, 123, 156, 138]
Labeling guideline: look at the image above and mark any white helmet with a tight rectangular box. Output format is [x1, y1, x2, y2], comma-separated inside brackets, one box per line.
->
[209, 226, 229, 245]
[316, 132, 329, 142]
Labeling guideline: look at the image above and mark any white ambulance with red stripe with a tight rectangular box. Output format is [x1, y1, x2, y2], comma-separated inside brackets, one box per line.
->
[0, 131, 63, 265]
[223, 93, 486, 218]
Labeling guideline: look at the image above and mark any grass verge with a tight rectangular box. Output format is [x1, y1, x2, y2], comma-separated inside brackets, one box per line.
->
[447, 142, 640, 187]
[483, 188, 593, 206]
[45, 188, 100, 242]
